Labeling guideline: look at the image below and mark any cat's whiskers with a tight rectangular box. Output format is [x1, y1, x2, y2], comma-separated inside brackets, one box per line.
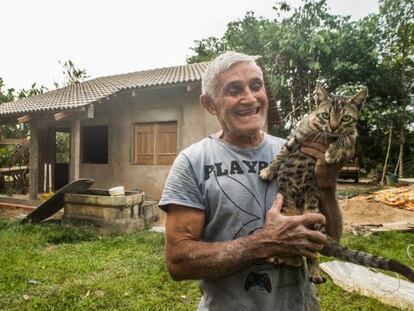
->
[311, 131, 324, 143]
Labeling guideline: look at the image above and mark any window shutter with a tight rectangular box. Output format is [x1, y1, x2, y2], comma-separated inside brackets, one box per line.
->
[134, 123, 155, 165]
[133, 121, 177, 165]
[156, 122, 177, 165]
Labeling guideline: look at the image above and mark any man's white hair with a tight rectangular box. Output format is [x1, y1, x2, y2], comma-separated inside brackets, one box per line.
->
[201, 51, 259, 98]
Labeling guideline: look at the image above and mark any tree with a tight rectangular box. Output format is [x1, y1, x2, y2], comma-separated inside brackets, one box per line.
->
[187, 37, 226, 64]
[188, 1, 358, 131]
[187, 0, 414, 177]
[0, 79, 47, 193]
[0, 78, 15, 104]
[18, 82, 48, 99]
[376, 0, 414, 177]
[0, 81, 47, 142]
[54, 59, 89, 88]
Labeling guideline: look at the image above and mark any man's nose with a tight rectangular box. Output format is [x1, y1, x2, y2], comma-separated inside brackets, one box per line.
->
[241, 88, 256, 104]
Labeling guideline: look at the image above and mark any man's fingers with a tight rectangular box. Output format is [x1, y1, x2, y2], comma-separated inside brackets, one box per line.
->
[301, 212, 326, 226]
[344, 148, 354, 161]
[306, 241, 325, 252]
[265, 194, 283, 225]
[300, 141, 329, 161]
[269, 193, 283, 214]
[301, 250, 319, 261]
[301, 141, 329, 153]
[300, 146, 325, 161]
[306, 229, 327, 245]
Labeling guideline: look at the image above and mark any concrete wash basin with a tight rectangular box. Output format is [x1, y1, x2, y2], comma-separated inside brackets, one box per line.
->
[63, 189, 157, 233]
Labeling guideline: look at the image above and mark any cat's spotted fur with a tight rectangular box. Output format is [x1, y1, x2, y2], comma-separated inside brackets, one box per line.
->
[260, 85, 414, 283]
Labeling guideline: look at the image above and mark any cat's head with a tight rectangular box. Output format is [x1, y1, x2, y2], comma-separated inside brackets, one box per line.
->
[312, 85, 367, 138]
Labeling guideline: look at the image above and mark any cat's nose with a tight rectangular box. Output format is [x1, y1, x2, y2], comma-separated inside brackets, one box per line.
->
[329, 124, 339, 132]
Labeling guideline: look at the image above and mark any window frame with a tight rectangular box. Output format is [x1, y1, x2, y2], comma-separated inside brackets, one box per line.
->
[81, 124, 109, 164]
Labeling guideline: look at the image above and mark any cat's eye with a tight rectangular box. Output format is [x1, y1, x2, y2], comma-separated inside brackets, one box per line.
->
[342, 115, 352, 123]
[321, 112, 330, 120]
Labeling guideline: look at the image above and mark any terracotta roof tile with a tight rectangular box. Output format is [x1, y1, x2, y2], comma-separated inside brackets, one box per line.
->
[0, 62, 209, 115]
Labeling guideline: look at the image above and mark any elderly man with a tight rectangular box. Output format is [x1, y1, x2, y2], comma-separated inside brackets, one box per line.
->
[159, 51, 341, 310]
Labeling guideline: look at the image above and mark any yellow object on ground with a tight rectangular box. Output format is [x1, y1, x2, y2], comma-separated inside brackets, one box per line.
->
[40, 192, 55, 201]
[370, 186, 414, 211]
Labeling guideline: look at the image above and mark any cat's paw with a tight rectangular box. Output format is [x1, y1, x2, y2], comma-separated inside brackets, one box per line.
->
[259, 167, 275, 181]
[284, 256, 304, 267]
[325, 148, 342, 164]
[309, 271, 327, 284]
[267, 256, 279, 265]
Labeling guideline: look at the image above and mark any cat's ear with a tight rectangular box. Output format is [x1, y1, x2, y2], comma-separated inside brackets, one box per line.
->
[316, 84, 330, 104]
[350, 89, 368, 110]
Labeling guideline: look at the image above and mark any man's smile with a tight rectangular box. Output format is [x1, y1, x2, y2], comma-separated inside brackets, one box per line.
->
[235, 105, 261, 117]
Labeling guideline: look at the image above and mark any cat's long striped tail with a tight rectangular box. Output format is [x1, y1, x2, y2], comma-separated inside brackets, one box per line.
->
[322, 236, 414, 282]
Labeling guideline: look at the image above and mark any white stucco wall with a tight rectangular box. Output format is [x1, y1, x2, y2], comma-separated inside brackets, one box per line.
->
[78, 85, 220, 199]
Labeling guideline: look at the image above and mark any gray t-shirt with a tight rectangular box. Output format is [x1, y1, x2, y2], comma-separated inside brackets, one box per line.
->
[160, 133, 319, 311]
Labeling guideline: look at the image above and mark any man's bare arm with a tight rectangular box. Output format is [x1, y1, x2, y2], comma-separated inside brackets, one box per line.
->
[301, 142, 350, 242]
[165, 194, 326, 281]
[316, 168, 342, 242]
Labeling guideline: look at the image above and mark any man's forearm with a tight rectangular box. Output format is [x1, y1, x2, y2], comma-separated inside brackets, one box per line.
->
[165, 197, 327, 281]
[166, 232, 269, 281]
[318, 186, 342, 242]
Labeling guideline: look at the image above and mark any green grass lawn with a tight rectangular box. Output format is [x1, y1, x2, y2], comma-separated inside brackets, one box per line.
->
[0, 219, 412, 310]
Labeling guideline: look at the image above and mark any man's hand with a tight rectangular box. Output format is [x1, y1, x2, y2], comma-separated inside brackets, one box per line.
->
[259, 194, 327, 260]
[300, 141, 347, 190]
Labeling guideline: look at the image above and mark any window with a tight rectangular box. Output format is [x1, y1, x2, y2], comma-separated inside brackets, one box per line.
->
[133, 121, 177, 165]
[82, 125, 108, 164]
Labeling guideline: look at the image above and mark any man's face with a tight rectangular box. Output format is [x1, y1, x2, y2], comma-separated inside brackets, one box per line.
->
[210, 62, 268, 140]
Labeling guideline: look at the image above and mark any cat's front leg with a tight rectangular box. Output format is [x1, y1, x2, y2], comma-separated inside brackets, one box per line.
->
[325, 142, 343, 164]
[260, 146, 289, 181]
[307, 258, 326, 284]
[259, 166, 275, 181]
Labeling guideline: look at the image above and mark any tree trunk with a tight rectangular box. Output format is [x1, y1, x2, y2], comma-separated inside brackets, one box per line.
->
[393, 157, 399, 176]
[308, 78, 312, 112]
[290, 92, 296, 127]
[381, 125, 393, 185]
[398, 129, 405, 178]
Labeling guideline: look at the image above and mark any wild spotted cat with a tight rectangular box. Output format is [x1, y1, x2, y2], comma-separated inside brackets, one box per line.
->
[260, 85, 414, 283]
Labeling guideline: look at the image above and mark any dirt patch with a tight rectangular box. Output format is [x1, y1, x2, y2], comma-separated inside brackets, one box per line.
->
[0, 206, 63, 221]
[337, 180, 379, 191]
[340, 196, 414, 231]
[0, 207, 31, 220]
[336, 181, 414, 231]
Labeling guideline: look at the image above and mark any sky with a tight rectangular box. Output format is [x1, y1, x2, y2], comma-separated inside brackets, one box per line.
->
[0, 0, 379, 91]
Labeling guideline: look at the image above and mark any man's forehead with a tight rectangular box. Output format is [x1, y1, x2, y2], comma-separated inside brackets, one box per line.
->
[219, 62, 263, 83]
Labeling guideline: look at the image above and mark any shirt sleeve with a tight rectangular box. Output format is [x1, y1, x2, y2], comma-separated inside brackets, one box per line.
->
[159, 152, 205, 212]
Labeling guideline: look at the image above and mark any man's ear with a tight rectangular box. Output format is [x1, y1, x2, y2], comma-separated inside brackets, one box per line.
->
[200, 94, 218, 115]
[316, 84, 330, 104]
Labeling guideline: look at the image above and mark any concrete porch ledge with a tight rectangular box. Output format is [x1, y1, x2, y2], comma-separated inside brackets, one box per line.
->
[0, 195, 41, 208]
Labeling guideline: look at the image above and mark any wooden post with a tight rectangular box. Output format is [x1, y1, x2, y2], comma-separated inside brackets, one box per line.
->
[29, 121, 39, 199]
[381, 125, 393, 185]
[69, 120, 81, 181]
[398, 130, 405, 178]
[43, 163, 47, 192]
